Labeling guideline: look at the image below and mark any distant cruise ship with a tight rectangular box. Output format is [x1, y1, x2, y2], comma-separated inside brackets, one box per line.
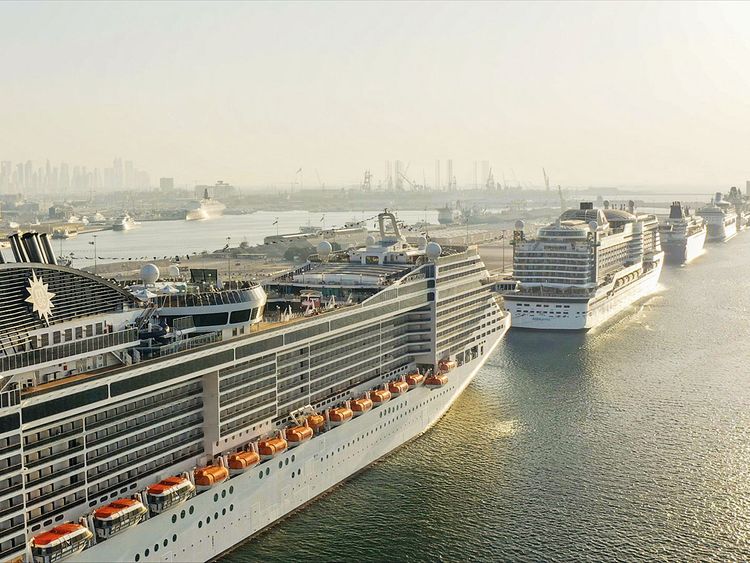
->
[504, 202, 664, 330]
[659, 202, 706, 263]
[186, 189, 226, 221]
[0, 212, 509, 563]
[112, 213, 137, 231]
[697, 193, 737, 242]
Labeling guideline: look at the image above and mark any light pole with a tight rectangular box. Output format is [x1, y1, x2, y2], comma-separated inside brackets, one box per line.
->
[226, 236, 231, 286]
[90, 235, 98, 275]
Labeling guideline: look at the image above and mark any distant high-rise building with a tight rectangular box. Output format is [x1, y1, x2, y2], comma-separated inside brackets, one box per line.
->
[481, 161, 489, 189]
[124, 160, 134, 188]
[113, 158, 123, 189]
[24, 161, 33, 192]
[434, 160, 441, 191]
[160, 177, 175, 191]
[446, 160, 454, 191]
[59, 163, 70, 191]
[15, 163, 24, 191]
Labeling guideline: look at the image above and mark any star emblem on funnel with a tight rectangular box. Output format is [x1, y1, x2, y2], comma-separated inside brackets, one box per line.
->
[25, 271, 55, 325]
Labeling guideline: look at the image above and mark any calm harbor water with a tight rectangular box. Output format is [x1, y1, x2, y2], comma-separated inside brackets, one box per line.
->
[221, 233, 750, 561]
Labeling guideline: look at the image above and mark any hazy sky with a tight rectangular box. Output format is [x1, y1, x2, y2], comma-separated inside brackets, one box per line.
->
[2, 1, 750, 189]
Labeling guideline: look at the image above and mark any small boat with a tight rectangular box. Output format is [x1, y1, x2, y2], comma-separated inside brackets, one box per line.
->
[228, 450, 261, 475]
[306, 414, 326, 433]
[424, 373, 449, 389]
[92, 498, 148, 539]
[146, 476, 195, 514]
[388, 381, 409, 397]
[369, 389, 392, 406]
[194, 464, 229, 491]
[350, 397, 373, 416]
[30, 523, 93, 563]
[438, 359, 457, 372]
[258, 437, 288, 460]
[405, 372, 424, 389]
[285, 425, 313, 447]
[327, 407, 353, 426]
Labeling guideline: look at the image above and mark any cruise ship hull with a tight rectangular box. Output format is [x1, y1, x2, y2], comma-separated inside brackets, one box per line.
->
[72, 319, 509, 563]
[505, 256, 663, 330]
[662, 229, 706, 264]
[705, 220, 737, 242]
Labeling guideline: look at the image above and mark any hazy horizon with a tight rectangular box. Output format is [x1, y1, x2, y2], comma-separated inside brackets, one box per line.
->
[2, 1, 750, 190]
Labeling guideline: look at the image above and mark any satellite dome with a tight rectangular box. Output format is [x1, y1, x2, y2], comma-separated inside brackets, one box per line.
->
[425, 241, 442, 260]
[167, 264, 180, 278]
[140, 263, 160, 284]
[514, 220, 525, 231]
[366, 235, 376, 246]
[417, 236, 428, 250]
[588, 220, 599, 232]
[317, 240, 332, 258]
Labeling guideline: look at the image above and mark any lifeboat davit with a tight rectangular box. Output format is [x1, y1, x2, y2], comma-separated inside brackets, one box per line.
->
[194, 464, 229, 491]
[438, 359, 457, 372]
[350, 397, 373, 416]
[285, 425, 313, 447]
[327, 407, 353, 426]
[306, 414, 326, 433]
[228, 450, 260, 475]
[258, 437, 288, 460]
[30, 523, 93, 563]
[405, 372, 424, 389]
[424, 373, 449, 389]
[388, 380, 409, 396]
[92, 498, 148, 539]
[146, 476, 195, 514]
[369, 389, 392, 406]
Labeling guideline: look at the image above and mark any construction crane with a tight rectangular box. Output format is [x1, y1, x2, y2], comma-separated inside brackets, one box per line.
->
[486, 167, 496, 191]
[543, 168, 550, 191]
[315, 169, 325, 191]
[361, 170, 372, 191]
[558, 185, 565, 211]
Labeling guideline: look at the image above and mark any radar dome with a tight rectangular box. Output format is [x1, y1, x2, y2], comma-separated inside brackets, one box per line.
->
[167, 264, 180, 278]
[425, 241, 442, 260]
[317, 240, 332, 258]
[514, 220, 525, 231]
[365, 235, 376, 246]
[588, 220, 599, 232]
[417, 236, 428, 250]
[140, 263, 160, 284]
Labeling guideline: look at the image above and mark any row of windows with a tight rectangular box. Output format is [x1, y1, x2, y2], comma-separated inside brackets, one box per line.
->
[220, 362, 276, 393]
[220, 391, 276, 421]
[220, 405, 276, 436]
[221, 376, 276, 406]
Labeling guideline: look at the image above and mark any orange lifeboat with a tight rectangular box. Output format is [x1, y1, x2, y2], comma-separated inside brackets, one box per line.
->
[228, 450, 260, 475]
[258, 437, 288, 460]
[146, 475, 195, 514]
[92, 498, 148, 539]
[194, 464, 229, 491]
[285, 425, 313, 447]
[388, 380, 409, 397]
[30, 523, 93, 563]
[306, 414, 326, 433]
[438, 359, 458, 372]
[350, 397, 373, 416]
[369, 389, 392, 406]
[424, 373, 449, 389]
[327, 407, 353, 427]
[405, 372, 424, 389]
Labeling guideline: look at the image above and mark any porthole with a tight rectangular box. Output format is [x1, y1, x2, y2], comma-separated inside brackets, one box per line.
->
[259, 471, 263, 479]
[163, 539, 168, 547]
[214, 493, 219, 502]
[189, 506, 195, 515]
[171, 515, 177, 524]
[285, 458, 289, 466]
[221, 490, 226, 499]
[154, 544, 159, 552]
[278, 461, 283, 469]
[292, 472, 295, 479]
[230, 504, 234, 512]
[222, 508, 227, 516]
[180, 509, 186, 519]
[207, 516, 211, 524]
[135, 555, 140, 562]
[229, 486, 234, 494]
[198, 521, 203, 529]
[214, 512, 218, 520]
[265, 468, 270, 476]
[291, 455, 295, 462]
[173, 534, 177, 542]
[144, 549, 150, 557]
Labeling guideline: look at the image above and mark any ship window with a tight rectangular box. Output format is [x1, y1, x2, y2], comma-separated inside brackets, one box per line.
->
[198, 521, 203, 528]
[145, 549, 150, 557]
[173, 534, 177, 542]
[135, 555, 140, 562]
[189, 506, 195, 515]
[229, 309, 251, 324]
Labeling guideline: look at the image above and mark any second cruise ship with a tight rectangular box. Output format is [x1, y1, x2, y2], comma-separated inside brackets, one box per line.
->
[659, 202, 706, 263]
[697, 192, 738, 242]
[504, 202, 664, 330]
[0, 212, 509, 563]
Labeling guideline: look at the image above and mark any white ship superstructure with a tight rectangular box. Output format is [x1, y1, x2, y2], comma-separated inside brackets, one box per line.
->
[112, 214, 137, 232]
[186, 189, 226, 221]
[697, 193, 738, 242]
[0, 213, 509, 563]
[504, 202, 664, 330]
[659, 202, 706, 263]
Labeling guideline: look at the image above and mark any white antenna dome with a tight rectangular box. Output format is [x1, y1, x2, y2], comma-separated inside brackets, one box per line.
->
[140, 263, 160, 284]
[167, 264, 180, 278]
[317, 240, 332, 258]
[425, 241, 442, 260]
[514, 220, 525, 231]
[588, 220, 599, 232]
[365, 235, 376, 246]
[417, 236, 428, 250]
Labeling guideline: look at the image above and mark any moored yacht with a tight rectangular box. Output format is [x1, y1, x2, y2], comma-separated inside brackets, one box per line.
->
[112, 213, 137, 231]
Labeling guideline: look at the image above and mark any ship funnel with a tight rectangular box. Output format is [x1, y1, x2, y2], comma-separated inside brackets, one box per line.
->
[580, 202, 593, 210]
[39, 233, 57, 265]
[21, 232, 45, 264]
[8, 233, 29, 263]
[627, 200, 635, 214]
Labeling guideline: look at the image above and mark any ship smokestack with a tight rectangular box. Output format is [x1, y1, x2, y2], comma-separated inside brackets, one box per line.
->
[21, 232, 44, 264]
[39, 233, 57, 265]
[8, 233, 29, 263]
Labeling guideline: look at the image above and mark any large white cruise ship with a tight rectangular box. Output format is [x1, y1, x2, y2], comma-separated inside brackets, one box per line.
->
[186, 189, 226, 221]
[659, 202, 706, 263]
[697, 193, 738, 242]
[504, 202, 664, 330]
[0, 213, 509, 563]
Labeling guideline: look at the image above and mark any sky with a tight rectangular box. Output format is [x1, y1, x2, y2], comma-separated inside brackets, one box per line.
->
[1, 1, 750, 190]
